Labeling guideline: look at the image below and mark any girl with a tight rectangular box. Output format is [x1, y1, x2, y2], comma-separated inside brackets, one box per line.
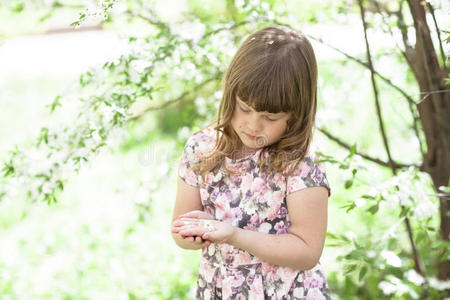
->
[171, 26, 331, 300]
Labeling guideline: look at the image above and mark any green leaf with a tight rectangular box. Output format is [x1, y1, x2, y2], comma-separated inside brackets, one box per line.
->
[345, 179, 353, 189]
[415, 231, 426, 244]
[11, 2, 24, 13]
[349, 143, 357, 157]
[2, 160, 15, 177]
[340, 202, 356, 213]
[359, 266, 368, 281]
[47, 96, 61, 113]
[343, 263, 358, 275]
[367, 204, 379, 215]
[37, 127, 49, 146]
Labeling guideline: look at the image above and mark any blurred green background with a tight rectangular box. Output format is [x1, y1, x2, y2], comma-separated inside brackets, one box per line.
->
[0, 0, 448, 299]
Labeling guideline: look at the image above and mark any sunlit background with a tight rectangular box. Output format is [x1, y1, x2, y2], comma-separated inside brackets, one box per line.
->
[0, 0, 448, 299]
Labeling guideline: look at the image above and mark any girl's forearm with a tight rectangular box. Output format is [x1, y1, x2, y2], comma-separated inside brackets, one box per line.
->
[228, 228, 320, 270]
[172, 233, 208, 250]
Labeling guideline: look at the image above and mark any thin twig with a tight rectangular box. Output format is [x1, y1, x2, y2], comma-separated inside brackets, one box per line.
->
[129, 73, 223, 121]
[358, 0, 395, 169]
[427, 2, 447, 69]
[273, 20, 418, 107]
[359, 0, 425, 278]
[317, 127, 416, 169]
[371, 0, 425, 157]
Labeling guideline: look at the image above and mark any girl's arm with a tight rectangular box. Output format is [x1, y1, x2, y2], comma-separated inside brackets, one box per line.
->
[171, 176, 210, 250]
[172, 186, 328, 270]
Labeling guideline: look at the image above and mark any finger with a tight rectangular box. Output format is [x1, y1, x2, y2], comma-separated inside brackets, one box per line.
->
[205, 240, 211, 246]
[179, 228, 208, 237]
[202, 232, 216, 241]
[173, 219, 200, 229]
[179, 210, 203, 218]
[195, 236, 203, 243]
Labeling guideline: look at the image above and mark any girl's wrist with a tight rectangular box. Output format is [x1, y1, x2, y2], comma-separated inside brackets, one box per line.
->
[227, 226, 240, 246]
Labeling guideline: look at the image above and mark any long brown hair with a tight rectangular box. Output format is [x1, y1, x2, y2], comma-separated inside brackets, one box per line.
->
[194, 26, 318, 180]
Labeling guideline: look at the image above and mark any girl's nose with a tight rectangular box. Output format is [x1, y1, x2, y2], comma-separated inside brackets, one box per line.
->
[246, 114, 263, 134]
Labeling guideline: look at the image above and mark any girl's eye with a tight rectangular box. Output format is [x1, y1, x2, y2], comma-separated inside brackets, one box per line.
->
[265, 116, 278, 122]
[239, 106, 250, 113]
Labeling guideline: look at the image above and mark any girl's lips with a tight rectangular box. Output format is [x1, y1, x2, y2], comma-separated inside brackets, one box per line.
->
[245, 133, 257, 140]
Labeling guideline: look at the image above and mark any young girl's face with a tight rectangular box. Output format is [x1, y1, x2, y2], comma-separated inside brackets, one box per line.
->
[231, 96, 291, 152]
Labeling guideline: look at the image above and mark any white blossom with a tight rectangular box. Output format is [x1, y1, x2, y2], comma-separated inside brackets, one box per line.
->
[381, 250, 402, 267]
[406, 269, 425, 286]
[379, 281, 396, 295]
[429, 277, 450, 290]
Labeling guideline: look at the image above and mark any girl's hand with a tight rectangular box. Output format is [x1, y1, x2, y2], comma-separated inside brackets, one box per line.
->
[178, 210, 214, 221]
[172, 217, 235, 244]
[173, 210, 214, 245]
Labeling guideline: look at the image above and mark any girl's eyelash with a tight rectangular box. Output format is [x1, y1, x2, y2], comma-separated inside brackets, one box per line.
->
[240, 105, 278, 121]
[239, 105, 250, 113]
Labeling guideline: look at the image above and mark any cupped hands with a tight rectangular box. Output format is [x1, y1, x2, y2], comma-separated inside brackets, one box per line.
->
[172, 210, 236, 244]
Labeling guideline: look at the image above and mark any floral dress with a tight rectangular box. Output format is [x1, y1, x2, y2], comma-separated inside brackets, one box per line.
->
[178, 126, 331, 300]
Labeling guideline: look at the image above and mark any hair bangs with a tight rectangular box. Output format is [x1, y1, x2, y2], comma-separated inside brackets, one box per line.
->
[235, 46, 298, 115]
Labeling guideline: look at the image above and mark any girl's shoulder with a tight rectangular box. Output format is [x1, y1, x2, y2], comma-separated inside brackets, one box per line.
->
[183, 124, 219, 159]
[188, 124, 218, 146]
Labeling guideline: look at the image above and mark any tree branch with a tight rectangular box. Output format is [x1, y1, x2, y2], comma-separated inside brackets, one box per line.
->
[426, 2, 447, 69]
[125, 9, 171, 34]
[359, 0, 425, 278]
[358, 0, 395, 169]
[317, 127, 416, 169]
[129, 72, 223, 121]
[371, 0, 425, 157]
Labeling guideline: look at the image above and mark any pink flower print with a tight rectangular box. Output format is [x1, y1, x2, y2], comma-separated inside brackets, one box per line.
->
[252, 178, 272, 203]
[241, 173, 253, 192]
[231, 271, 246, 287]
[267, 191, 284, 220]
[250, 214, 260, 225]
[304, 274, 323, 289]
[244, 224, 257, 231]
[249, 279, 264, 299]
[274, 221, 288, 234]
[262, 263, 279, 283]
[299, 162, 312, 178]
[214, 193, 230, 211]
[201, 260, 216, 282]
[205, 172, 215, 185]
[204, 205, 215, 217]
[288, 177, 306, 194]
[235, 251, 252, 265]
[235, 293, 246, 300]
[278, 206, 288, 219]
[312, 167, 324, 184]
[271, 172, 285, 186]
[306, 288, 327, 300]
[231, 207, 243, 220]
[222, 279, 232, 298]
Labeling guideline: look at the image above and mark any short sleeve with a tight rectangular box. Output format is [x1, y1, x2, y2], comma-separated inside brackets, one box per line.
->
[286, 151, 331, 197]
[178, 135, 202, 188]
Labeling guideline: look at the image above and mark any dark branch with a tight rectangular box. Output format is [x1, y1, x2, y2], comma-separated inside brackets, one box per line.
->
[317, 127, 416, 169]
[359, 0, 424, 278]
[358, 0, 395, 170]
